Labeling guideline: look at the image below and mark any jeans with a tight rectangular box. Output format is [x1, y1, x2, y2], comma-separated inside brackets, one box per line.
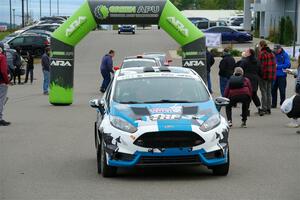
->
[14, 67, 21, 84]
[207, 72, 212, 93]
[25, 68, 34, 83]
[259, 79, 272, 111]
[272, 76, 287, 107]
[101, 70, 111, 91]
[0, 84, 8, 120]
[219, 76, 229, 96]
[43, 70, 50, 93]
[226, 94, 251, 122]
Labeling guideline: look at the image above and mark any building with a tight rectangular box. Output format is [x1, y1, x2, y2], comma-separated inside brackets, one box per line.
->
[253, 0, 300, 43]
[181, 10, 243, 21]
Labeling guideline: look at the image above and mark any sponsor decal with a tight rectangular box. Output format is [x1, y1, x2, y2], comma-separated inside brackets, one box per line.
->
[94, 5, 109, 20]
[94, 5, 160, 19]
[149, 105, 182, 114]
[51, 59, 72, 67]
[167, 16, 189, 37]
[150, 114, 181, 121]
[65, 16, 87, 37]
[183, 60, 205, 67]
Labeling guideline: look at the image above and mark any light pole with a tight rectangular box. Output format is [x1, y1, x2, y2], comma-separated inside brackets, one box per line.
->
[21, 0, 25, 27]
[50, 0, 52, 16]
[12, 9, 15, 29]
[9, 0, 12, 29]
[57, 0, 59, 15]
[40, 0, 42, 18]
[26, 0, 29, 25]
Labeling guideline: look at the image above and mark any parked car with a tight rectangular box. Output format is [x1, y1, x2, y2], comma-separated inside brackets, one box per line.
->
[143, 52, 172, 66]
[189, 17, 209, 30]
[21, 29, 52, 37]
[204, 26, 252, 43]
[5, 33, 50, 56]
[209, 20, 227, 27]
[226, 15, 244, 26]
[231, 17, 244, 26]
[114, 55, 161, 70]
[118, 25, 135, 34]
[89, 66, 230, 177]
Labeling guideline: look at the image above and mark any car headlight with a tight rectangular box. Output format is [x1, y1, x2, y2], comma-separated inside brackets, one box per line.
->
[199, 114, 221, 132]
[110, 115, 137, 133]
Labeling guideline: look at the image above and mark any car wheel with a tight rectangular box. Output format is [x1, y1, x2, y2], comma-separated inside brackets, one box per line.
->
[212, 150, 230, 176]
[118, 31, 121, 34]
[132, 31, 135, 34]
[96, 145, 102, 174]
[237, 37, 244, 43]
[101, 139, 117, 177]
[94, 122, 98, 149]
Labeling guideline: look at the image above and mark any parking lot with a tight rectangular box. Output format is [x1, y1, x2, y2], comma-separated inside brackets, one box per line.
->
[1, 30, 299, 200]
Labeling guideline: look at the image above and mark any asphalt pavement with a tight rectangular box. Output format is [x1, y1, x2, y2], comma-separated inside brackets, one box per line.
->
[0, 30, 299, 200]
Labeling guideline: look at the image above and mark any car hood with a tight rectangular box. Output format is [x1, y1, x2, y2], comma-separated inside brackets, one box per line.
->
[110, 101, 218, 130]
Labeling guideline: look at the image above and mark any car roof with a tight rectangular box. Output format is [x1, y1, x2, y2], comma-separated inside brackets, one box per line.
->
[143, 52, 166, 55]
[123, 58, 156, 62]
[116, 66, 199, 81]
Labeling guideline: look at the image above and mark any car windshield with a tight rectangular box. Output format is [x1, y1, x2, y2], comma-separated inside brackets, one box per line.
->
[113, 77, 209, 104]
[145, 54, 165, 65]
[122, 60, 157, 68]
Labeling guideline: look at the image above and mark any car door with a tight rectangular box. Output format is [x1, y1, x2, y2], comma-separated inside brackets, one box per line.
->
[221, 27, 234, 41]
[8, 36, 24, 49]
[23, 36, 35, 53]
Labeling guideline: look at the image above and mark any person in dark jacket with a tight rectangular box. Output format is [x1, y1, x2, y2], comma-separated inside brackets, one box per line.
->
[272, 44, 291, 108]
[13, 47, 22, 85]
[258, 40, 276, 115]
[241, 48, 264, 116]
[0, 43, 11, 126]
[41, 47, 51, 95]
[206, 48, 215, 93]
[219, 48, 236, 96]
[24, 51, 34, 84]
[100, 50, 115, 93]
[224, 67, 252, 128]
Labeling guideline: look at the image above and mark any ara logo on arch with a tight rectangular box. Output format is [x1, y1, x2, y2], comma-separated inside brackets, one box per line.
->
[51, 60, 72, 67]
[65, 16, 87, 37]
[183, 60, 205, 67]
[167, 17, 189, 37]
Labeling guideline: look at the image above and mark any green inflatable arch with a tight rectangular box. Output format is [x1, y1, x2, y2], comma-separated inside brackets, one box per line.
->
[50, 0, 206, 105]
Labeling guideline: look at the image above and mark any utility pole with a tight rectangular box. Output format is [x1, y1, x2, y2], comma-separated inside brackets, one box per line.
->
[40, 0, 42, 18]
[9, 0, 12, 29]
[293, 0, 298, 57]
[22, 0, 25, 27]
[26, 0, 29, 25]
[50, 0, 52, 16]
[57, 0, 59, 16]
[12, 9, 15, 29]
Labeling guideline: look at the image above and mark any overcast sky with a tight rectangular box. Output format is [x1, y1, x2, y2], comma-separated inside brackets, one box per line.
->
[0, 0, 84, 24]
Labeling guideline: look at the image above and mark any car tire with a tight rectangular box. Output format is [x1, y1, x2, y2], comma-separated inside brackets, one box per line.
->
[101, 139, 117, 177]
[94, 122, 98, 149]
[132, 31, 135, 34]
[212, 150, 230, 176]
[237, 37, 244, 43]
[96, 145, 102, 174]
[118, 31, 121, 34]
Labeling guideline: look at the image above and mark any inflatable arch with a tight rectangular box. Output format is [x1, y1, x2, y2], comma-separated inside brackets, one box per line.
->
[50, 0, 206, 105]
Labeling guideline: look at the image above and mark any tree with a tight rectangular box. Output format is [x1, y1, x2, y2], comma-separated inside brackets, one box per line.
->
[283, 16, 294, 46]
[278, 17, 285, 44]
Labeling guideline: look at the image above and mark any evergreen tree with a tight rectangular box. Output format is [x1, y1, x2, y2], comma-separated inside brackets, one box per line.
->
[278, 17, 285, 44]
[283, 16, 294, 46]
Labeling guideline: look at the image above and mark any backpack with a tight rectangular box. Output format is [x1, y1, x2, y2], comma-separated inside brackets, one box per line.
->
[228, 75, 244, 89]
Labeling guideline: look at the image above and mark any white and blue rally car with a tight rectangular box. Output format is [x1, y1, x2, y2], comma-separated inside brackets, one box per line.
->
[90, 66, 230, 177]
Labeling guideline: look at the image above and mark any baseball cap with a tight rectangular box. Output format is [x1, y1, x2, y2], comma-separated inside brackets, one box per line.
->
[274, 44, 282, 50]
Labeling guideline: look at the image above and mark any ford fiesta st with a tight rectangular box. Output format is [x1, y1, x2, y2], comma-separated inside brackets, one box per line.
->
[90, 66, 230, 177]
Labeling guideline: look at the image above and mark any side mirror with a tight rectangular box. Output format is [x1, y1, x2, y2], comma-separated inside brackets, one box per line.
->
[113, 66, 120, 71]
[89, 99, 105, 114]
[215, 97, 230, 112]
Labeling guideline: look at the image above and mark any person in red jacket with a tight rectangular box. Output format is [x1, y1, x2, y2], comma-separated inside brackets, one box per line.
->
[0, 43, 10, 126]
[224, 67, 252, 128]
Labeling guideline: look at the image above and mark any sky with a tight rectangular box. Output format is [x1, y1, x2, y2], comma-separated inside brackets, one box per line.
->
[0, 0, 84, 25]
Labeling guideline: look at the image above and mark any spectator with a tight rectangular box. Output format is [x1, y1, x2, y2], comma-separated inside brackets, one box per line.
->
[100, 50, 115, 93]
[13, 47, 22, 85]
[281, 84, 300, 134]
[219, 48, 236, 96]
[272, 44, 291, 108]
[206, 48, 215, 93]
[224, 67, 252, 128]
[41, 47, 51, 95]
[4, 44, 15, 82]
[24, 51, 34, 84]
[0, 43, 11, 126]
[241, 48, 264, 116]
[258, 40, 276, 115]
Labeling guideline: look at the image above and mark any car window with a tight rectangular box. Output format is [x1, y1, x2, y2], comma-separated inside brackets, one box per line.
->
[113, 77, 209, 103]
[221, 27, 234, 32]
[9, 37, 24, 45]
[122, 60, 157, 68]
[24, 36, 35, 44]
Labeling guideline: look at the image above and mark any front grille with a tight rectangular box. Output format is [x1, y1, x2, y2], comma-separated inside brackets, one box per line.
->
[137, 155, 201, 165]
[134, 131, 205, 148]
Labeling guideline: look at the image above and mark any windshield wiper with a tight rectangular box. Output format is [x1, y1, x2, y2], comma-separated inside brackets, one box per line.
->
[143, 99, 193, 103]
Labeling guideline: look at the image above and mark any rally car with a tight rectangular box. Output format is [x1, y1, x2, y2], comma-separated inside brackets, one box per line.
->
[90, 66, 230, 177]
